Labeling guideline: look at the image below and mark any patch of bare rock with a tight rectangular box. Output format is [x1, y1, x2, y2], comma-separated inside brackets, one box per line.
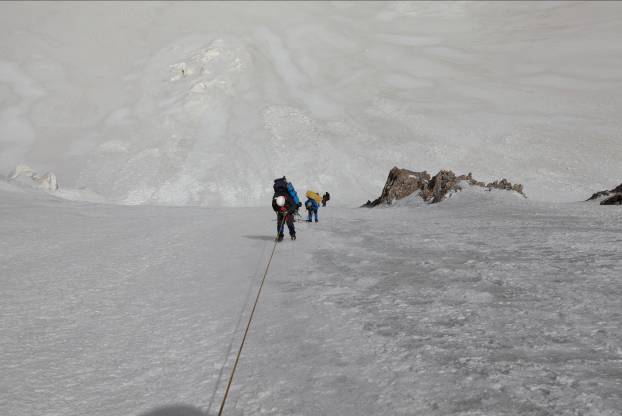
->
[363, 167, 525, 207]
[586, 183, 622, 205]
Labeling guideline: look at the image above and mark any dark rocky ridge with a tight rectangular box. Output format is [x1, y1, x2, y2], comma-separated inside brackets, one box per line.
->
[586, 183, 622, 205]
[363, 167, 525, 207]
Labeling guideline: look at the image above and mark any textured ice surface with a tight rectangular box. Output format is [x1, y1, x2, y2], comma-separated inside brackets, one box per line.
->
[1, 187, 620, 415]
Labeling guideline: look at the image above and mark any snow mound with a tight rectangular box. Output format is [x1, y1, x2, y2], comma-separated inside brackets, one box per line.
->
[395, 181, 526, 209]
[54, 188, 107, 204]
[8, 164, 59, 191]
[4, 164, 106, 203]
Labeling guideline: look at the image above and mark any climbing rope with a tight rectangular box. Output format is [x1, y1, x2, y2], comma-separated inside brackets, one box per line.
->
[217, 215, 287, 415]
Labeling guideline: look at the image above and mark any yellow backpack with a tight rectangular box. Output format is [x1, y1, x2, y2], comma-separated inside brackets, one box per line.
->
[306, 191, 322, 204]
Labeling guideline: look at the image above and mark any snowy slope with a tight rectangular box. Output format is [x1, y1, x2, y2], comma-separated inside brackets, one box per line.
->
[2, 188, 621, 416]
[1, 2, 621, 205]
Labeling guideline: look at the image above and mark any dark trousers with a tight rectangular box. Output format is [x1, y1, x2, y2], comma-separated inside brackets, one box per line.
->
[277, 212, 295, 237]
[307, 209, 318, 222]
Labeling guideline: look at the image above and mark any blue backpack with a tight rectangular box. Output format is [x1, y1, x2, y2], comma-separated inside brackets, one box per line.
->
[287, 182, 300, 206]
[273, 177, 300, 206]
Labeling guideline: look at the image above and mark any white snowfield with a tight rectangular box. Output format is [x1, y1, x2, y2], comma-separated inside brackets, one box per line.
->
[1, 186, 621, 416]
[1, 2, 622, 415]
[1, 2, 622, 206]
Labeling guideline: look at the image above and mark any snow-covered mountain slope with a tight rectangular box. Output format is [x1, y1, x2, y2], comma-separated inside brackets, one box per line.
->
[1, 2, 621, 206]
[2, 188, 621, 416]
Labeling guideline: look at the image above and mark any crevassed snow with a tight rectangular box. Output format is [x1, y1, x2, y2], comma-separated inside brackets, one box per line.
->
[1, 188, 621, 416]
[1, 2, 621, 206]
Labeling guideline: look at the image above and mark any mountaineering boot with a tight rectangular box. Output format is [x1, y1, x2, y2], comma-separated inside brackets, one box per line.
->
[277, 234, 284, 242]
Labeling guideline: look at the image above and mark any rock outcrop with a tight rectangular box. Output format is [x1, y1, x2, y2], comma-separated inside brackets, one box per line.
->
[587, 183, 622, 205]
[363, 167, 525, 207]
[601, 194, 622, 205]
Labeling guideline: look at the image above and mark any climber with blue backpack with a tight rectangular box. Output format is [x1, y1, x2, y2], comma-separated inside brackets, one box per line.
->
[305, 195, 319, 222]
[272, 177, 301, 241]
